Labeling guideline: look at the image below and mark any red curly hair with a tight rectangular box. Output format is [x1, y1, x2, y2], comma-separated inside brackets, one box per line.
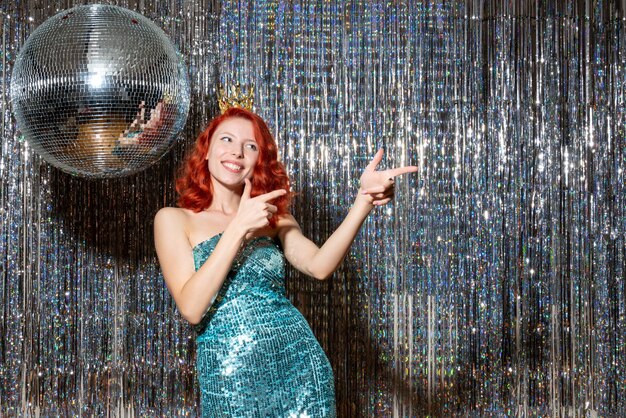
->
[176, 108, 292, 227]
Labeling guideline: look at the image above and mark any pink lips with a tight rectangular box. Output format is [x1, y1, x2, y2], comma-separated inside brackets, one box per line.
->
[221, 161, 244, 173]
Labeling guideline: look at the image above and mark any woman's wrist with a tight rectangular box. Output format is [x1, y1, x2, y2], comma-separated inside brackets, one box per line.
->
[354, 189, 375, 211]
[223, 221, 249, 245]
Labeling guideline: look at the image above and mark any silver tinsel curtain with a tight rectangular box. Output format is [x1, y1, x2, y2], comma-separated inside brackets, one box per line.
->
[1, 0, 625, 416]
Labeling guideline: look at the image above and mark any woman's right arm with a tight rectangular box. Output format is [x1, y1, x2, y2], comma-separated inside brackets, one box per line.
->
[154, 207, 245, 324]
[154, 180, 286, 325]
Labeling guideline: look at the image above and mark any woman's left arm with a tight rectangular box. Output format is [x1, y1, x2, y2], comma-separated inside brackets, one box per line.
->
[278, 148, 417, 280]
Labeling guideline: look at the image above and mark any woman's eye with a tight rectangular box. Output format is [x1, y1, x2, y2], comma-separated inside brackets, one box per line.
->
[220, 136, 231, 142]
[246, 143, 258, 151]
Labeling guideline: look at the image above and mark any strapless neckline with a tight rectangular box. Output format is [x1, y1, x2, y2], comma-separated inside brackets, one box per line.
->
[192, 233, 274, 252]
[192, 232, 223, 251]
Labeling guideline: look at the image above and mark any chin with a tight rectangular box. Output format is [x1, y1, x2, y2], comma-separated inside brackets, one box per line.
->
[209, 174, 241, 189]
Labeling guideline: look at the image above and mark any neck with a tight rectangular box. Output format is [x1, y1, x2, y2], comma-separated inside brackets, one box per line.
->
[208, 178, 243, 215]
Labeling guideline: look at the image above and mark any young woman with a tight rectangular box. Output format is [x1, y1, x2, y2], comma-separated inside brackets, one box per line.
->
[154, 107, 417, 417]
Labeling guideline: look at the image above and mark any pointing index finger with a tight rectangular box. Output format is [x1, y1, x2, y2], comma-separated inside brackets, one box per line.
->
[387, 166, 418, 178]
[258, 189, 287, 202]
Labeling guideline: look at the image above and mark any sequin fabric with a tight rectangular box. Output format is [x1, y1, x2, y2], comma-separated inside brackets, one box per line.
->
[192, 234, 336, 417]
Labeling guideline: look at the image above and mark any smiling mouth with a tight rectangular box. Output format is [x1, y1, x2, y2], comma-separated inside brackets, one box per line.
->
[222, 161, 243, 172]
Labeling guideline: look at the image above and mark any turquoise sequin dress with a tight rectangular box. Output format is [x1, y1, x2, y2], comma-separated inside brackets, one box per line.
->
[192, 234, 336, 417]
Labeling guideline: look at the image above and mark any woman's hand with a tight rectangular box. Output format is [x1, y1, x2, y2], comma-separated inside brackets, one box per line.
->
[233, 179, 286, 238]
[359, 148, 418, 206]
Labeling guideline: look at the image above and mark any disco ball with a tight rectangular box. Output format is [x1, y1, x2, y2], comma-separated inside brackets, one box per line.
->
[10, 4, 190, 178]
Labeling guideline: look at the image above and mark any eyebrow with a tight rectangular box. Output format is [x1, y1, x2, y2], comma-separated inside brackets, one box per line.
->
[216, 130, 257, 142]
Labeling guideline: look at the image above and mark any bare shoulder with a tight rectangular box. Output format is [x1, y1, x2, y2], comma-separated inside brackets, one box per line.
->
[155, 206, 186, 222]
[155, 207, 198, 229]
[276, 213, 302, 240]
[277, 213, 300, 228]
[154, 207, 190, 243]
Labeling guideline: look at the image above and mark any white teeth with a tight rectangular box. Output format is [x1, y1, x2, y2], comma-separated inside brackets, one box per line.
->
[223, 162, 243, 171]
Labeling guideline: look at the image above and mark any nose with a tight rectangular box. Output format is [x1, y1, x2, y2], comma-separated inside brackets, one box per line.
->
[230, 143, 244, 158]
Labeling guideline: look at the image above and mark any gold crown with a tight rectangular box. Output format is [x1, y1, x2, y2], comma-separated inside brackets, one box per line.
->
[218, 84, 255, 114]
